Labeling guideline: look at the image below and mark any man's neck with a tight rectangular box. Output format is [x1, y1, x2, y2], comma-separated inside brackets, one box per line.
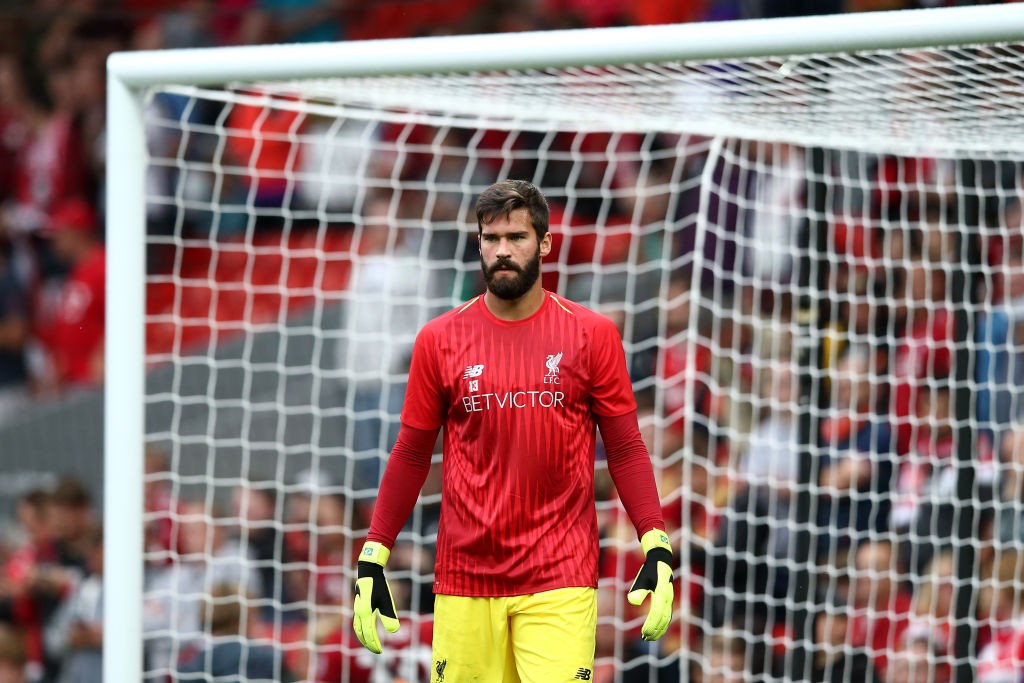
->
[483, 286, 545, 321]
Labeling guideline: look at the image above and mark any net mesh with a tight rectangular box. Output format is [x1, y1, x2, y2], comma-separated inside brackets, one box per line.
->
[139, 38, 1024, 682]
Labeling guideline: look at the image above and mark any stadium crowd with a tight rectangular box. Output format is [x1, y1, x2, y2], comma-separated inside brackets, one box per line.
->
[3, 1, 1024, 682]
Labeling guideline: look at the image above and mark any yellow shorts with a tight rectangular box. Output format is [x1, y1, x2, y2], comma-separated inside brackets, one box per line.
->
[431, 586, 597, 683]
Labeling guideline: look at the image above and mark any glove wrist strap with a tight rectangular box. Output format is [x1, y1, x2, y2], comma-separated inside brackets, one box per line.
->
[359, 541, 390, 567]
[640, 528, 672, 556]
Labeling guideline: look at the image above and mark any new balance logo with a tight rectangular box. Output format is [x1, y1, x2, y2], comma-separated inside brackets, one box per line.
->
[574, 668, 592, 680]
[544, 352, 563, 384]
[462, 364, 484, 379]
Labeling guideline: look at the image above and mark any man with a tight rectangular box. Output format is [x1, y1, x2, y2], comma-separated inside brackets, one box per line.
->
[143, 499, 263, 680]
[810, 587, 879, 683]
[177, 583, 292, 682]
[43, 526, 103, 683]
[849, 540, 912, 675]
[34, 197, 105, 394]
[352, 180, 674, 681]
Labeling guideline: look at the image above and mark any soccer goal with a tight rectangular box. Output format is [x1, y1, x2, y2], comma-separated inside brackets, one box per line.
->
[106, 5, 1024, 682]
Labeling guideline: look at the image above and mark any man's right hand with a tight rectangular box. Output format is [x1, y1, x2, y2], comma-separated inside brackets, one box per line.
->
[352, 541, 400, 653]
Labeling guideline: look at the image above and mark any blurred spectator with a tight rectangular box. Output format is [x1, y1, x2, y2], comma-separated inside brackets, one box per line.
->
[0, 624, 27, 683]
[699, 629, 771, 683]
[884, 632, 950, 683]
[29, 198, 105, 396]
[143, 498, 263, 680]
[3, 49, 91, 238]
[810, 587, 879, 682]
[269, 481, 358, 678]
[142, 446, 176, 565]
[977, 197, 1024, 445]
[4, 488, 65, 682]
[707, 358, 800, 627]
[282, 467, 329, 573]
[306, 491, 352, 609]
[294, 114, 373, 216]
[890, 377, 954, 572]
[849, 540, 913, 674]
[283, 490, 357, 681]
[0, 238, 28, 412]
[0, 49, 29, 392]
[30, 13, 126, 216]
[48, 477, 95, 577]
[976, 548, 1024, 683]
[816, 343, 895, 555]
[891, 376, 995, 578]
[9, 478, 98, 683]
[740, 142, 804, 315]
[177, 583, 293, 682]
[133, 3, 217, 52]
[238, 0, 344, 45]
[903, 549, 958, 671]
[659, 284, 750, 478]
[658, 275, 711, 456]
[887, 216, 955, 456]
[223, 88, 307, 223]
[998, 422, 1024, 544]
[42, 526, 101, 683]
[0, 51, 26, 209]
[336, 196, 429, 510]
[833, 266, 895, 364]
[229, 483, 298, 619]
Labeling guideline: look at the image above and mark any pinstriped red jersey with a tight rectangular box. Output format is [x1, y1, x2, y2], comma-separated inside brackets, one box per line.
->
[401, 291, 637, 597]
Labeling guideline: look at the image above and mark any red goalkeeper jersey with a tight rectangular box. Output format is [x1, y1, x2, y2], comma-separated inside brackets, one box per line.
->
[401, 291, 637, 597]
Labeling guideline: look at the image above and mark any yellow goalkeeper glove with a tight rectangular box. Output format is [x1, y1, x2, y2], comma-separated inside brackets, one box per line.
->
[627, 528, 674, 641]
[353, 541, 400, 654]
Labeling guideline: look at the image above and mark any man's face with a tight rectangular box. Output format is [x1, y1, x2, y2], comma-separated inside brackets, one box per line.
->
[0, 661, 25, 683]
[479, 207, 550, 301]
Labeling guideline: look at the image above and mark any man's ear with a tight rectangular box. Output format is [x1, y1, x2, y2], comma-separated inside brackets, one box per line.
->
[540, 231, 552, 258]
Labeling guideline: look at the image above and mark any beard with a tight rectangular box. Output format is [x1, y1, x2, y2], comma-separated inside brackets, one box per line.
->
[482, 247, 542, 300]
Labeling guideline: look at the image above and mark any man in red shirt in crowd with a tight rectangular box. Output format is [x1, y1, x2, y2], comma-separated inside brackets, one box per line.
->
[351, 180, 674, 682]
[850, 539, 913, 675]
[36, 197, 105, 393]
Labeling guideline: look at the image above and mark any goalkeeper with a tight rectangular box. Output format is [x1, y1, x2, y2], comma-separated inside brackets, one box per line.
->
[353, 180, 674, 682]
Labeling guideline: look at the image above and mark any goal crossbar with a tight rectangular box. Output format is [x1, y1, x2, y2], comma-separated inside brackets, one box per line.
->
[108, 4, 1024, 85]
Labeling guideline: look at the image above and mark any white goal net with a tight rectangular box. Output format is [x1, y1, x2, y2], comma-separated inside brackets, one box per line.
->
[106, 6, 1024, 682]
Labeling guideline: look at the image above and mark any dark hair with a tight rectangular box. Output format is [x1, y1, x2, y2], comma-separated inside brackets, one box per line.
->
[203, 584, 244, 636]
[52, 476, 91, 509]
[474, 180, 549, 240]
[19, 487, 50, 511]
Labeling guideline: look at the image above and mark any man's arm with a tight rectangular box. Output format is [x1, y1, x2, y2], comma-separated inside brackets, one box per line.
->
[595, 410, 664, 536]
[366, 423, 438, 547]
[353, 422, 437, 654]
[596, 410, 674, 642]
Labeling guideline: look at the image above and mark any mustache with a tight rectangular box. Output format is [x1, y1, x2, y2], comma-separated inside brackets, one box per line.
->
[488, 258, 521, 274]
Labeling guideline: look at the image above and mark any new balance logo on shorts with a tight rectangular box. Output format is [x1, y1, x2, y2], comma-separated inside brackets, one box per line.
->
[574, 668, 592, 680]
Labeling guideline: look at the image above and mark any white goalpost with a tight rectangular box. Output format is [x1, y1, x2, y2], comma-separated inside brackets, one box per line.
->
[106, 5, 1024, 682]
